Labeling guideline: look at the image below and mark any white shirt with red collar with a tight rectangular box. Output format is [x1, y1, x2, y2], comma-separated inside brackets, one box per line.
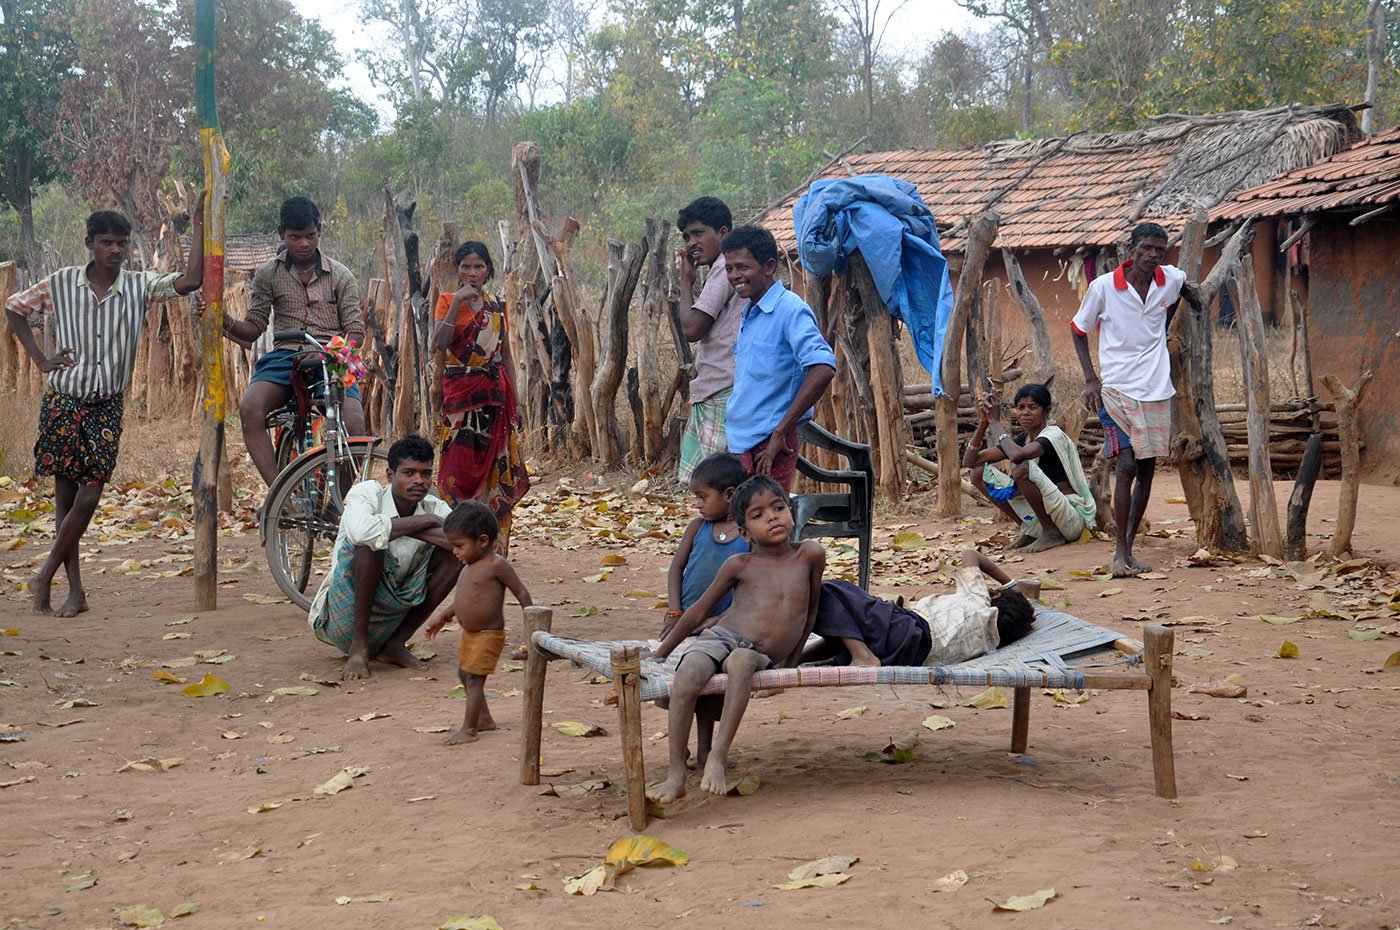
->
[1071, 260, 1185, 402]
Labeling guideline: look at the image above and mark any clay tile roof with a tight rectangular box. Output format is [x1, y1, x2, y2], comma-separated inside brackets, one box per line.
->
[180, 233, 282, 273]
[755, 104, 1361, 255]
[1211, 126, 1400, 221]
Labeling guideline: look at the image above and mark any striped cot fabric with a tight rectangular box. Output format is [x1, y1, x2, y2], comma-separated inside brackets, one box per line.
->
[534, 608, 1129, 704]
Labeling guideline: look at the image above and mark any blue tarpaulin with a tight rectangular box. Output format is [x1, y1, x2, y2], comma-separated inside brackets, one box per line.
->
[793, 175, 956, 396]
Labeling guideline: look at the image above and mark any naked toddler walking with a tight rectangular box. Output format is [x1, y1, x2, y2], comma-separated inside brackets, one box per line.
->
[424, 501, 532, 744]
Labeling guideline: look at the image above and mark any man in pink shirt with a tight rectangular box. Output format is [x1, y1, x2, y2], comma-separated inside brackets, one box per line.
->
[676, 197, 747, 484]
[1071, 223, 1185, 578]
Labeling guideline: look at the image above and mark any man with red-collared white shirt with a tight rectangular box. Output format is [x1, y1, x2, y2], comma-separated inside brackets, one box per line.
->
[1071, 223, 1184, 579]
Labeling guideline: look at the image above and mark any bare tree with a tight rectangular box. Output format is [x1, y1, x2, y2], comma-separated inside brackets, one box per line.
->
[828, 0, 911, 133]
[1362, 0, 1385, 134]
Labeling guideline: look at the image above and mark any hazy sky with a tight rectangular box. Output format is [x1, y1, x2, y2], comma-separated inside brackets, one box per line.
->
[288, 0, 981, 121]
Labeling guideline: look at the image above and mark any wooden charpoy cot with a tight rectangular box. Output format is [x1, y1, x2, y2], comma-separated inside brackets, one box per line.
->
[517, 605, 1177, 829]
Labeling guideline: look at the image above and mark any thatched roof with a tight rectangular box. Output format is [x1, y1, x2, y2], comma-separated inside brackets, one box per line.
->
[757, 103, 1361, 255]
[179, 233, 282, 273]
[1212, 125, 1400, 221]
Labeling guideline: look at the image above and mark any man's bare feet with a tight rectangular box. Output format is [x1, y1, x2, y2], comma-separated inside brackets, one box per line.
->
[1110, 556, 1142, 578]
[29, 573, 53, 615]
[646, 773, 687, 804]
[55, 590, 89, 618]
[443, 728, 478, 745]
[342, 653, 372, 680]
[848, 653, 880, 668]
[1008, 533, 1036, 550]
[700, 756, 728, 795]
[843, 638, 881, 668]
[1024, 528, 1066, 553]
[1126, 553, 1153, 573]
[477, 715, 497, 732]
[377, 641, 428, 670]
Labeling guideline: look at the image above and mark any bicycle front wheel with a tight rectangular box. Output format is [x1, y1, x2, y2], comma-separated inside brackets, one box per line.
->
[264, 439, 388, 612]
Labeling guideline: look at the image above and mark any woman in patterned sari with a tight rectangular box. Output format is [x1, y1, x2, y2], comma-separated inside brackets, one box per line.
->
[432, 241, 530, 551]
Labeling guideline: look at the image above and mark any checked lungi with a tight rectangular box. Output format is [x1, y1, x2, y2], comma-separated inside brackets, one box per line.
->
[1100, 386, 1172, 460]
[677, 387, 732, 484]
[311, 536, 432, 655]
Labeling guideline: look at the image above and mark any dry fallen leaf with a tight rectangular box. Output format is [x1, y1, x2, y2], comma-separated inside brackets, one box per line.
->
[242, 593, 288, 605]
[347, 711, 390, 722]
[958, 686, 1009, 709]
[169, 901, 200, 918]
[553, 720, 606, 737]
[247, 802, 282, 814]
[727, 775, 761, 796]
[273, 686, 318, 696]
[314, 766, 369, 796]
[992, 888, 1056, 911]
[836, 705, 869, 719]
[788, 854, 858, 881]
[774, 873, 851, 890]
[932, 869, 968, 893]
[152, 669, 186, 684]
[921, 715, 955, 731]
[116, 904, 165, 928]
[181, 674, 229, 698]
[220, 845, 264, 863]
[119, 757, 183, 773]
[267, 733, 295, 744]
[438, 918, 505, 930]
[1275, 641, 1299, 659]
[1189, 674, 1247, 699]
[562, 864, 606, 896]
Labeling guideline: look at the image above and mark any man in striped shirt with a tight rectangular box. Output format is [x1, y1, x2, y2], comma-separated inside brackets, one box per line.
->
[5, 206, 205, 616]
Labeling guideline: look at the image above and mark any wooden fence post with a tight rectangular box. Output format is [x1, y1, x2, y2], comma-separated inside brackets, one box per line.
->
[1228, 256, 1284, 559]
[937, 210, 998, 515]
[1320, 370, 1373, 558]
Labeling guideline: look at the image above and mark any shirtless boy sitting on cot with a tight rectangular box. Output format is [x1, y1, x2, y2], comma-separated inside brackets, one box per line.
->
[647, 474, 825, 803]
[423, 501, 532, 745]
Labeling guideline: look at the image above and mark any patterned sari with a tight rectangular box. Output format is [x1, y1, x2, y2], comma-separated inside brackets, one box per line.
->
[435, 293, 530, 532]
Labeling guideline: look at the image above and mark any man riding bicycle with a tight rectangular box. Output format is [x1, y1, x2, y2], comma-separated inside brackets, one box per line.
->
[217, 196, 367, 486]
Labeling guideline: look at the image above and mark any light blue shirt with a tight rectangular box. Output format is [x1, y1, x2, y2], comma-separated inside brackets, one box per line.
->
[725, 279, 837, 454]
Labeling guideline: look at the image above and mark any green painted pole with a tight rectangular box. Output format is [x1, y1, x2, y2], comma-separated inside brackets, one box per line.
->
[194, 0, 230, 610]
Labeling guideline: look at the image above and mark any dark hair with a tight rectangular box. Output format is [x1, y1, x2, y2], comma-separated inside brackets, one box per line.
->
[690, 453, 748, 494]
[443, 500, 498, 541]
[279, 196, 321, 231]
[678, 196, 733, 234]
[1013, 383, 1053, 409]
[86, 210, 132, 239]
[387, 434, 434, 471]
[730, 474, 785, 528]
[453, 240, 495, 281]
[1130, 222, 1168, 246]
[721, 225, 779, 265]
[991, 587, 1035, 645]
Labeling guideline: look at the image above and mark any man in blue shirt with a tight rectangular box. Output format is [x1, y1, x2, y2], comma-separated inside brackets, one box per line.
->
[722, 226, 836, 492]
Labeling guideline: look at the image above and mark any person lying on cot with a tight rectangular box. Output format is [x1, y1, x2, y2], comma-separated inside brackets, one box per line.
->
[805, 549, 1038, 668]
[962, 383, 1097, 553]
[647, 475, 825, 804]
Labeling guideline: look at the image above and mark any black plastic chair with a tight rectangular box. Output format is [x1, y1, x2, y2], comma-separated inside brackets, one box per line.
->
[790, 421, 875, 590]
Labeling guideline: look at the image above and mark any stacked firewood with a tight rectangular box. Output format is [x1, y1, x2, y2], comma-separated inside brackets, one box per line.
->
[903, 385, 1354, 479]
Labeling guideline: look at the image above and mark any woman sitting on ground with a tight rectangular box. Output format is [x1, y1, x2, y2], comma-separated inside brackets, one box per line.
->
[962, 383, 1096, 553]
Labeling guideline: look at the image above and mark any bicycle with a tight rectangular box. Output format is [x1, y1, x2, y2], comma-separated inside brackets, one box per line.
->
[259, 331, 386, 611]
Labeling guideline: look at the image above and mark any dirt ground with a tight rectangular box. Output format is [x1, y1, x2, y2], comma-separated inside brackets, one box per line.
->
[2, 462, 1399, 930]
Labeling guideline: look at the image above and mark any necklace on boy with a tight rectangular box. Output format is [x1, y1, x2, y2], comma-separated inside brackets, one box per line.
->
[718, 531, 729, 542]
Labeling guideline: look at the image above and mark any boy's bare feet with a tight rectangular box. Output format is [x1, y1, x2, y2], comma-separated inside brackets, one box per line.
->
[55, 589, 89, 618]
[700, 756, 729, 795]
[29, 573, 53, 615]
[377, 641, 428, 670]
[342, 653, 372, 680]
[647, 773, 687, 804]
[1127, 553, 1153, 573]
[1008, 533, 1036, 550]
[1024, 528, 1066, 552]
[443, 727, 478, 745]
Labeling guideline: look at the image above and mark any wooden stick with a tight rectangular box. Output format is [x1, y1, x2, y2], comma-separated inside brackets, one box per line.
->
[1000, 249, 1055, 387]
[1010, 685, 1031, 754]
[1143, 625, 1177, 798]
[1320, 370, 1374, 558]
[1228, 259, 1284, 558]
[938, 210, 998, 515]
[520, 605, 554, 786]
[611, 645, 647, 831]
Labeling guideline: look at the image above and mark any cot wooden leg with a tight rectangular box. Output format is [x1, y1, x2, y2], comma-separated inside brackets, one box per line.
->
[611, 646, 647, 831]
[520, 606, 554, 786]
[1010, 685, 1031, 753]
[1144, 625, 1177, 799]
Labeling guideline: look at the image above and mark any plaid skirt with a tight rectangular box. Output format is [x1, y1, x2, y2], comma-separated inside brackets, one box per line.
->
[34, 390, 125, 486]
[311, 537, 432, 655]
[678, 387, 732, 484]
[1100, 387, 1172, 460]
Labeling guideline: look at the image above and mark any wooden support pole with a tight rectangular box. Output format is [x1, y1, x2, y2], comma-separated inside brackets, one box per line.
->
[1285, 287, 1322, 560]
[1010, 685, 1031, 754]
[612, 645, 647, 832]
[1143, 625, 1177, 799]
[850, 252, 908, 500]
[1320, 370, 1373, 558]
[193, 0, 229, 611]
[590, 236, 647, 465]
[999, 249, 1055, 387]
[938, 210, 998, 515]
[1228, 258, 1284, 558]
[1170, 211, 1249, 552]
[520, 605, 554, 786]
